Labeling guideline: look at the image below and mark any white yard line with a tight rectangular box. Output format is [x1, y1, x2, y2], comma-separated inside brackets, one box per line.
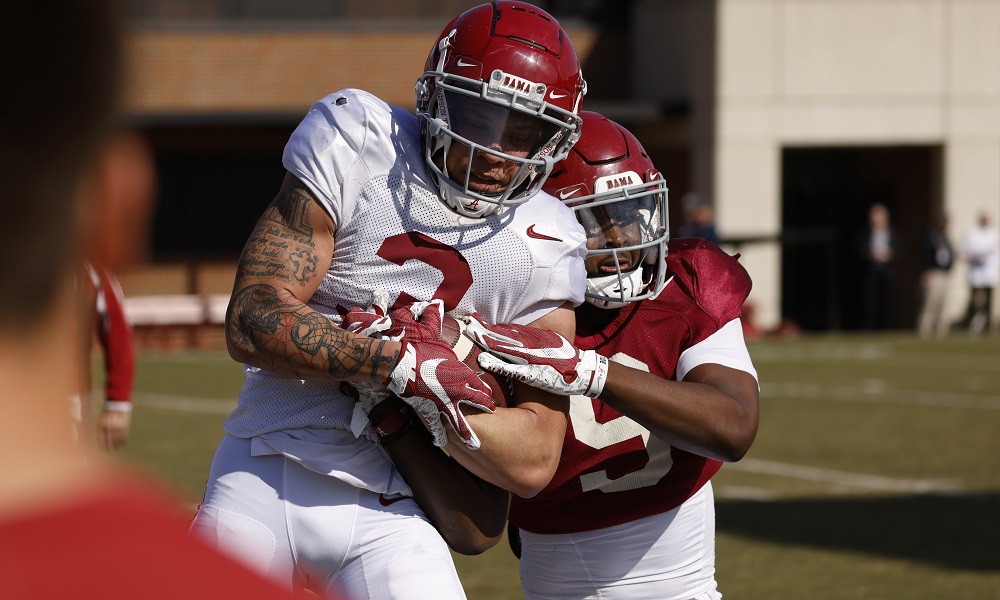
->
[751, 345, 1000, 372]
[762, 382, 1000, 410]
[727, 458, 961, 493]
[135, 392, 968, 500]
[714, 485, 781, 501]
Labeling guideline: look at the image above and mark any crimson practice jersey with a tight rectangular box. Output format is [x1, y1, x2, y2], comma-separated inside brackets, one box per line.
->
[510, 238, 753, 534]
[85, 263, 134, 409]
[0, 472, 314, 599]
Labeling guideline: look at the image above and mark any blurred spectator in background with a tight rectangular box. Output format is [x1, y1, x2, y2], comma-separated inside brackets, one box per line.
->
[961, 210, 1000, 333]
[677, 192, 721, 246]
[859, 203, 898, 330]
[0, 2, 319, 597]
[916, 213, 954, 338]
[74, 261, 135, 452]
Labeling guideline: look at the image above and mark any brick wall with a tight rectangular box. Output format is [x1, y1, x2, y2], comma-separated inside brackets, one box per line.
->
[126, 28, 444, 113]
[124, 26, 596, 114]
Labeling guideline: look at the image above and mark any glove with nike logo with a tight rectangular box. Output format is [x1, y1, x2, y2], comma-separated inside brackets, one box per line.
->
[463, 314, 609, 398]
[341, 291, 496, 450]
[342, 290, 397, 339]
[344, 298, 496, 450]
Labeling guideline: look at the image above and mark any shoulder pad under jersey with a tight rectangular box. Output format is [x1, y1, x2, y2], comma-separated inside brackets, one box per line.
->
[666, 238, 752, 325]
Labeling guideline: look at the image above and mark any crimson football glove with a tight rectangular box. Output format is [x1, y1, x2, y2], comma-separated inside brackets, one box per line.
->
[386, 300, 496, 450]
[342, 290, 396, 339]
[343, 297, 496, 450]
[463, 314, 608, 398]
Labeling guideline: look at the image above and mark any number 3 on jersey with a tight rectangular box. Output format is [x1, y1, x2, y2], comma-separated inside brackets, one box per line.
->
[570, 353, 674, 493]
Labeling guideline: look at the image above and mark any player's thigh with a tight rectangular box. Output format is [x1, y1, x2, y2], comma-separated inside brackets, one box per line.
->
[329, 493, 467, 600]
[520, 482, 720, 600]
[190, 435, 297, 583]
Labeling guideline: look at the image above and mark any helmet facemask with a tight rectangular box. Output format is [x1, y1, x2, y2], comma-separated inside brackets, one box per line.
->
[569, 172, 669, 308]
[416, 27, 584, 218]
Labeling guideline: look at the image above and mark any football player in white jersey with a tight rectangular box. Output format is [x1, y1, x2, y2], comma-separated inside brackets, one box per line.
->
[456, 113, 761, 599]
[190, 3, 589, 599]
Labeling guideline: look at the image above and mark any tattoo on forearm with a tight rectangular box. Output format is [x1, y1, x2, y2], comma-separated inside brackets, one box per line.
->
[370, 339, 399, 384]
[229, 283, 399, 380]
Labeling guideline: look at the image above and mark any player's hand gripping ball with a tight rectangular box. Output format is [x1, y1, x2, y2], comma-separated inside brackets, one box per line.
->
[342, 297, 506, 450]
[437, 314, 513, 409]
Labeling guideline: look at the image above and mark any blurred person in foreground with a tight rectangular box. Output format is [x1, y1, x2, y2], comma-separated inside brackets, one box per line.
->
[960, 210, 1000, 333]
[465, 113, 760, 599]
[189, 2, 589, 598]
[0, 2, 323, 597]
[74, 261, 135, 451]
[916, 213, 955, 338]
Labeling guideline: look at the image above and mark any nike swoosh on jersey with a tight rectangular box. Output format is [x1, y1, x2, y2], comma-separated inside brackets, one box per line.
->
[526, 224, 563, 242]
[378, 493, 412, 507]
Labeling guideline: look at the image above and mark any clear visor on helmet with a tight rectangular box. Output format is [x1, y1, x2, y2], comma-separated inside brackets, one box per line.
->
[416, 66, 581, 217]
[445, 90, 561, 161]
[568, 175, 669, 306]
[576, 196, 660, 274]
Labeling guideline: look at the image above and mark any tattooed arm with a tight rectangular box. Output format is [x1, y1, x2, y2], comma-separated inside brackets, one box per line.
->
[226, 172, 401, 384]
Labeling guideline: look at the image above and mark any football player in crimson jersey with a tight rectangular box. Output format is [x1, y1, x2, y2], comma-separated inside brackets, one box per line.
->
[191, 3, 590, 599]
[459, 113, 760, 599]
[0, 3, 318, 598]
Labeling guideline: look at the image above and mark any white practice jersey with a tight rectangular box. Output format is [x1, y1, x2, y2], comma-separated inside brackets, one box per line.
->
[222, 89, 587, 491]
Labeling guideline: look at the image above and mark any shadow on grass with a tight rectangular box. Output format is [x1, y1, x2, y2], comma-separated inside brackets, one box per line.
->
[716, 492, 1000, 571]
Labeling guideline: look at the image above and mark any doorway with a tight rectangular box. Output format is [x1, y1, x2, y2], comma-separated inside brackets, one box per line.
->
[781, 146, 942, 331]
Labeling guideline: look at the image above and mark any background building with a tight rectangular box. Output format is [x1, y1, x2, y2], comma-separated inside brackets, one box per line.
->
[121, 0, 1000, 338]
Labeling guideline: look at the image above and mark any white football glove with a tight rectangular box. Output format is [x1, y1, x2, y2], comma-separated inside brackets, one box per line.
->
[464, 314, 608, 398]
[348, 381, 393, 440]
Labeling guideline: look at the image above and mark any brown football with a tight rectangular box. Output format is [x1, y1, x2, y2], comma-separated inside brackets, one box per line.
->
[440, 315, 513, 409]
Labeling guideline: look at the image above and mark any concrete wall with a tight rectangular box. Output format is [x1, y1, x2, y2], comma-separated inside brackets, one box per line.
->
[715, 0, 1000, 329]
[632, 0, 718, 216]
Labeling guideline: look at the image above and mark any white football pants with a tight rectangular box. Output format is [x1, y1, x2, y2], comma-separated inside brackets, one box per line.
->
[518, 482, 722, 600]
[190, 434, 466, 600]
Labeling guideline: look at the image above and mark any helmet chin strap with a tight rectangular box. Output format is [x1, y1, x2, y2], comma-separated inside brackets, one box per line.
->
[439, 180, 501, 218]
[585, 268, 646, 309]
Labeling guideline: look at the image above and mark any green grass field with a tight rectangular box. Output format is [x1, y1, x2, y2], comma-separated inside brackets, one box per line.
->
[110, 333, 1000, 599]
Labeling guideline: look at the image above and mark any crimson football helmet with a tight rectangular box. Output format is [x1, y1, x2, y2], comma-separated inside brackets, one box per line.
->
[416, 1, 587, 218]
[543, 112, 669, 308]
